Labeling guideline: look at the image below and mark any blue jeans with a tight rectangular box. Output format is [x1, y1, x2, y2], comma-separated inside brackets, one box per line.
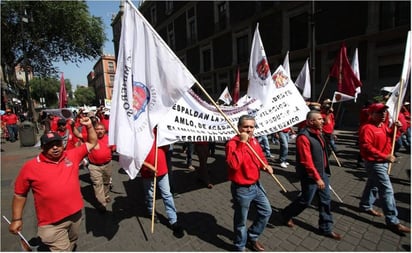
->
[257, 135, 271, 157]
[359, 162, 399, 225]
[231, 182, 272, 251]
[6, 124, 18, 142]
[142, 174, 177, 225]
[278, 132, 290, 162]
[282, 174, 334, 234]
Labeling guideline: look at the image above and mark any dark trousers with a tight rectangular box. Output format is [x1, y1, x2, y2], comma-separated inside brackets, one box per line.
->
[282, 174, 334, 234]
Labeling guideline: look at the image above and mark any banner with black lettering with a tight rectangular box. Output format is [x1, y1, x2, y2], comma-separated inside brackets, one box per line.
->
[158, 65, 310, 145]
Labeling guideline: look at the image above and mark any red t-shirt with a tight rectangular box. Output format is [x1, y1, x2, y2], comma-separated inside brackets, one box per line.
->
[140, 142, 169, 178]
[14, 145, 89, 226]
[321, 112, 335, 134]
[359, 122, 393, 162]
[225, 135, 267, 185]
[88, 135, 113, 164]
[3, 113, 18, 125]
[99, 117, 110, 132]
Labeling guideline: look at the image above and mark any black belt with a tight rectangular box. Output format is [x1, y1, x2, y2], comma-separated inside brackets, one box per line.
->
[233, 182, 257, 188]
[89, 160, 111, 166]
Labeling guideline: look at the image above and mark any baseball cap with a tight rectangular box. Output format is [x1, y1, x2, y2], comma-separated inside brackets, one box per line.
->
[368, 103, 388, 114]
[104, 110, 110, 116]
[40, 132, 62, 146]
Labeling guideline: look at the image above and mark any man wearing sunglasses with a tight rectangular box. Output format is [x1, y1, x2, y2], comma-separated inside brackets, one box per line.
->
[8, 117, 97, 251]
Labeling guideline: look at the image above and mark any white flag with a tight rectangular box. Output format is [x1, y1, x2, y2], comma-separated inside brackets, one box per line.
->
[294, 58, 311, 100]
[218, 86, 232, 105]
[332, 91, 355, 104]
[386, 31, 411, 126]
[109, 0, 196, 179]
[351, 48, 361, 101]
[247, 23, 274, 105]
[282, 51, 291, 79]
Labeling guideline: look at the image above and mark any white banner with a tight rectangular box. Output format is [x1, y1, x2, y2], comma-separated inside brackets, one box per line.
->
[158, 66, 309, 145]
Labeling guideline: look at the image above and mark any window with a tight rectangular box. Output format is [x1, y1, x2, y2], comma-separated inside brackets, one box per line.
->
[187, 7, 197, 44]
[108, 61, 115, 73]
[290, 13, 308, 50]
[217, 2, 228, 30]
[167, 22, 175, 49]
[150, 6, 157, 25]
[165, 1, 173, 15]
[236, 34, 249, 64]
[109, 75, 115, 86]
[380, 2, 410, 30]
[201, 47, 212, 72]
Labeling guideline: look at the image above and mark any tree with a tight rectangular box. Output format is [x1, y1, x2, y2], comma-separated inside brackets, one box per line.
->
[74, 86, 95, 106]
[1, 1, 106, 77]
[31, 77, 73, 108]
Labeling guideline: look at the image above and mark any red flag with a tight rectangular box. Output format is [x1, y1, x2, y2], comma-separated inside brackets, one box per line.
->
[232, 67, 240, 103]
[329, 43, 362, 97]
[59, 72, 68, 108]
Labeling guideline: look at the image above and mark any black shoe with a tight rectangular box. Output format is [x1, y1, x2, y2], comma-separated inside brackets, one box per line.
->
[171, 222, 184, 238]
[96, 204, 107, 214]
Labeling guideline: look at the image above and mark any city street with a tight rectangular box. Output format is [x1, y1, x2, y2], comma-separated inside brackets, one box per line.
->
[1, 129, 410, 251]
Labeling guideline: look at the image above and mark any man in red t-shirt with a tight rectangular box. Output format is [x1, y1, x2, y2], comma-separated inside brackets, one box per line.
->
[358, 103, 410, 234]
[320, 99, 337, 153]
[3, 108, 19, 142]
[225, 115, 273, 251]
[8, 117, 97, 251]
[87, 123, 115, 212]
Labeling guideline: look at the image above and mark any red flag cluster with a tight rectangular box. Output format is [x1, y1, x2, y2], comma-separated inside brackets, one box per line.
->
[329, 43, 362, 97]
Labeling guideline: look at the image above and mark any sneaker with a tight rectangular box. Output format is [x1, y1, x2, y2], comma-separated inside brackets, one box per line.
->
[266, 154, 275, 159]
[171, 222, 184, 238]
[280, 162, 288, 168]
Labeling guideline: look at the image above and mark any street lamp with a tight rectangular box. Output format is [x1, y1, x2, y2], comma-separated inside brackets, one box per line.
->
[20, 6, 35, 122]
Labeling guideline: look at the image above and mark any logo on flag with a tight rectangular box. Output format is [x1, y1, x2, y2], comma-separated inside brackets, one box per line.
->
[132, 81, 150, 120]
[272, 70, 289, 88]
[256, 59, 270, 81]
[334, 93, 342, 102]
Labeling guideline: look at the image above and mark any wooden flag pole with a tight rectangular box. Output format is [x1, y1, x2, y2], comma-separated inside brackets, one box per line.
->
[194, 82, 287, 193]
[388, 79, 405, 175]
[151, 131, 160, 233]
[317, 76, 330, 102]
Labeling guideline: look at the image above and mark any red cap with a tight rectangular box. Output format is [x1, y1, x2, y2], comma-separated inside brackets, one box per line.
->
[368, 103, 388, 114]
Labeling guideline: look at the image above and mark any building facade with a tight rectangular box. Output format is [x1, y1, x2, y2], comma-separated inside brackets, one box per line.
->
[87, 54, 117, 105]
[112, 1, 410, 127]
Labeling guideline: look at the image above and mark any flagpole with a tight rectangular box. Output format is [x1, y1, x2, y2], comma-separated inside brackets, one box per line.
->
[317, 76, 330, 102]
[388, 79, 405, 175]
[194, 81, 287, 193]
[3, 215, 33, 251]
[151, 130, 159, 233]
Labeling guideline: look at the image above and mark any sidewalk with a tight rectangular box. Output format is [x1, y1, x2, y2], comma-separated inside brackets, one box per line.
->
[1, 130, 410, 251]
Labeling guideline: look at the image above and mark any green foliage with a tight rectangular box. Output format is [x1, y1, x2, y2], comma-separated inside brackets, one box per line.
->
[74, 86, 95, 106]
[1, 1, 106, 77]
[30, 77, 74, 108]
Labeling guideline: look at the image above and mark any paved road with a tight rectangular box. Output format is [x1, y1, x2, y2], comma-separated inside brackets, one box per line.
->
[1, 129, 410, 251]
